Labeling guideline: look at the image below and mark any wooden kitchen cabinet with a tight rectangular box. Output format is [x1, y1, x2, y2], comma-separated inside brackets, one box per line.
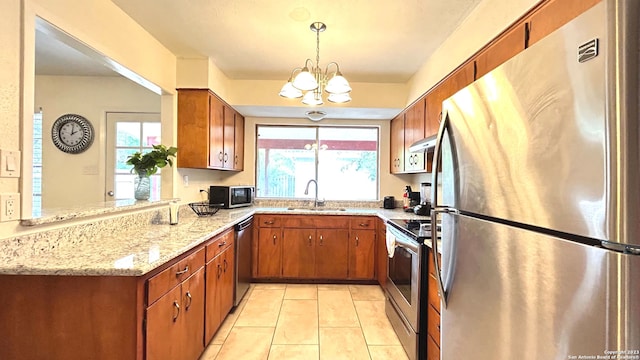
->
[177, 89, 244, 171]
[204, 229, 235, 343]
[376, 218, 388, 287]
[282, 228, 316, 278]
[147, 266, 205, 360]
[349, 228, 376, 280]
[390, 113, 405, 174]
[316, 228, 350, 279]
[474, 23, 526, 80]
[426, 248, 442, 360]
[234, 112, 245, 170]
[254, 215, 377, 281]
[526, 0, 600, 47]
[404, 98, 426, 172]
[256, 227, 282, 278]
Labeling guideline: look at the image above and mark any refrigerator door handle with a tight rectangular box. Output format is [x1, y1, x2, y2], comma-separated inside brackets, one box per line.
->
[431, 207, 457, 309]
[431, 110, 449, 208]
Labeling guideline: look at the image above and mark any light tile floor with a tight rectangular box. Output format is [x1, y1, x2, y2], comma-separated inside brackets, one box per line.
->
[200, 284, 409, 360]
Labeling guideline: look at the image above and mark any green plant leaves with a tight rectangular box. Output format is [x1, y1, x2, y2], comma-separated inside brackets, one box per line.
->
[126, 144, 177, 176]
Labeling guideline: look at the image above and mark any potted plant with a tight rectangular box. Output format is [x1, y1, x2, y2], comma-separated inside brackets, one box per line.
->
[126, 144, 177, 200]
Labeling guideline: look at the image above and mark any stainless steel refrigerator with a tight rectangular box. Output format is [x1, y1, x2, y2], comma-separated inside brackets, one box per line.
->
[430, 1, 640, 359]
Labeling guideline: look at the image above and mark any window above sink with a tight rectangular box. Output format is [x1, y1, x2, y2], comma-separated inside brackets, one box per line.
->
[255, 125, 379, 201]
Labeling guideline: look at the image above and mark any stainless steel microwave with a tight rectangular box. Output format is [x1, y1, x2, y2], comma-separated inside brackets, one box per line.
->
[209, 186, 254, 208]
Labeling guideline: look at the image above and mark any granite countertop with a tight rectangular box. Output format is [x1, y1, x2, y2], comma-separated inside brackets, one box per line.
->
[0, 206, 427, 277]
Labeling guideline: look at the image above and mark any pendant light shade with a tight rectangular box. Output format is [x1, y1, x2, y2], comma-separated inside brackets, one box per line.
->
[327, 92, 352, 103]
[279, 21, 351, 117]
[325, 72, 351, 94]
[292, 65, 319, 91]
[302, 90, 324, 106]
[279, 81, 303, 98]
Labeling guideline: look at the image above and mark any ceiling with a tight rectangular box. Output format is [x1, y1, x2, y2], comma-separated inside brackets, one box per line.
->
[35, 0, 484, 118]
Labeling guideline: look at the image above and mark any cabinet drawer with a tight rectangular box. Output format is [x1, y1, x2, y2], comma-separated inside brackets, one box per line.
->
[282, 215, 349, 229]
[206, 228, 234, 262]
[427, 304, 441, 347]
[147, 247, 205, 305]
[428, 271, 441, 314]
[256, 215, 281, 228]
[350, 216, 376, 230]
[427, 333, 440, 360]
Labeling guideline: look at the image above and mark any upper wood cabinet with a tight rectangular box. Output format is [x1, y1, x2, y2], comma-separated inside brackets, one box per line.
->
[526, 0, 600, 47]
[390, 113, 405, 174]
[177, 89, 244, 171]
[474, 23, 526, 80]
[404, 98, 426, 173]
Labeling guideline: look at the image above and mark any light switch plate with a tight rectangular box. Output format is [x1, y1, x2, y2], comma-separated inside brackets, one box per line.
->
[0, 149, 21, 178]
[0, 193, 20, 222]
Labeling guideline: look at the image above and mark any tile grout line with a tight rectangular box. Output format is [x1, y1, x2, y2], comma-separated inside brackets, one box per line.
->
[350, 286, 375, 360]
[267, 285, 287, 358]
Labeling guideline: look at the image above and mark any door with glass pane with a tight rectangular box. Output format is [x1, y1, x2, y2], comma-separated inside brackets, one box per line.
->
[106, 112, 161, 200]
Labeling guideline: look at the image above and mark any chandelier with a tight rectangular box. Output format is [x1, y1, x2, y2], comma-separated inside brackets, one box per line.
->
[279, 22, 352, 107]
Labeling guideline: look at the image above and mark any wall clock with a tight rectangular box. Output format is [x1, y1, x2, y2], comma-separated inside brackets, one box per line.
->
[51, 114, 95, 154]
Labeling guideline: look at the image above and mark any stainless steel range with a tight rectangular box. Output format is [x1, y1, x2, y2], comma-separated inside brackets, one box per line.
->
[385, 219, 434, 360]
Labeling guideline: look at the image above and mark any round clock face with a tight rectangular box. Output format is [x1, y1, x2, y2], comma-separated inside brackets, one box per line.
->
[51, 114, 95, 154]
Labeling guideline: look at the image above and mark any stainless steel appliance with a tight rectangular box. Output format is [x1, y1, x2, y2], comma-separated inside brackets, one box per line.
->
[233, 217, 253, 307]
[209, 185, 254, 209]
[385, 219, 435, 360]
[430, 2, 640, 358]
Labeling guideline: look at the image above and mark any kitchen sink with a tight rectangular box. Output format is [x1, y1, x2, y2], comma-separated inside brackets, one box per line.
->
[286, 207, 346, 211]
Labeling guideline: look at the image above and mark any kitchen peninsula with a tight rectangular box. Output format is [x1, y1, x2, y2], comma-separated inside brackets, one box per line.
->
[0, 204, 419, 360]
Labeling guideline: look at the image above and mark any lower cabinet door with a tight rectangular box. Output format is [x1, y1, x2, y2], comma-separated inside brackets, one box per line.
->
[257, 228, 282, 278]
[146, 285, 183, 360]
[204, 259, 222, 343]
[219, 247, 235, 316]
[181, 269, 205, 360]
[349, 229, 376, 280]
[315, 229, 349, 279]
[282, 228, 316, 278]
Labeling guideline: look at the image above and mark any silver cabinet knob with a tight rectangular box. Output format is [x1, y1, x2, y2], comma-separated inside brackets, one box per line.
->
[107, 191, 114, 197]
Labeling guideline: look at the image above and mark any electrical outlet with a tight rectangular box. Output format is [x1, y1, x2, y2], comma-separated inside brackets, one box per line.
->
[0, 193, 20, 222]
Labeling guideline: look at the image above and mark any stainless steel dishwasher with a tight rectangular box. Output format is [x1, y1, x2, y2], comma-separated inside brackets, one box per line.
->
[233, 216, 252, 307]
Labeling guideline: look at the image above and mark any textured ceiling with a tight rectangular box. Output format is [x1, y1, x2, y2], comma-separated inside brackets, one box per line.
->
[35, 0, 483, 84]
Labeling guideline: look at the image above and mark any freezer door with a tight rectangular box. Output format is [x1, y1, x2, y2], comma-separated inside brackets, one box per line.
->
[440, 213, 640, 360]
[441, 3, 613, 242]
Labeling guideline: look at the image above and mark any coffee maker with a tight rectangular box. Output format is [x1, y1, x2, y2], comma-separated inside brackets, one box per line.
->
[413, 182, 431, 216]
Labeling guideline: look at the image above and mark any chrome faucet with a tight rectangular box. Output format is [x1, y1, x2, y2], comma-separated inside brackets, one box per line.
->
[304, 179, 323, 207]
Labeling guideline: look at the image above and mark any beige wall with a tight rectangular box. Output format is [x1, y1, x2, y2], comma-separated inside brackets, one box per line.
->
[35, 75, 161, 208]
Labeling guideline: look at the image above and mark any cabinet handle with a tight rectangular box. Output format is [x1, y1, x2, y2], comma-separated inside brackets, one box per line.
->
[185, 291, 192, 310]
[437, 324, 441, 331]
[308, 235, 312, 246]
[235, 155, 238, 165]
[217, 264, 222, 279]
[319, 235, 323, 246]
[172, 301, 180, 322]
[218, 151, 224, 161]
[223, 259, 228, 272]
[223, 153, 228, 163]
[218, 241, 227, 248]
[273, 234, 277, 245]
[264, 220, 275, 225]
[355, 236, 359, 246]
[175, 265, 189, 276]
[438, 111, 443, 123]
[359, 223, 369, 227]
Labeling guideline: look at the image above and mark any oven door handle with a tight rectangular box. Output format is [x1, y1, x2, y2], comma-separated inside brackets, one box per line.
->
[392, 233, 420, 254]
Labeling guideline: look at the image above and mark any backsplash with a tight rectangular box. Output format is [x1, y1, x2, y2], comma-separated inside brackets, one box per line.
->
[254, 199, 384, 209]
